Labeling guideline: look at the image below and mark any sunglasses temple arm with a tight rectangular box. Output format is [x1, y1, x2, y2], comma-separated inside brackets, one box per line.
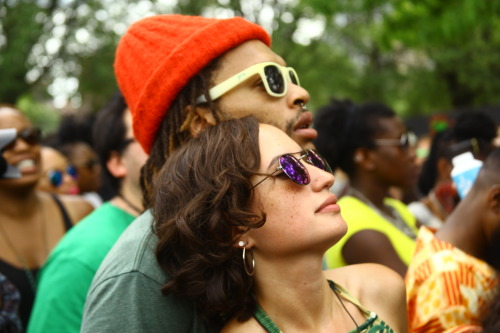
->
[251, 168, 281, 189]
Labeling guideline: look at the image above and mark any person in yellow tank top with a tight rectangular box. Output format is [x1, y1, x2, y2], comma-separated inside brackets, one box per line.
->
[314, 100, 420, 277]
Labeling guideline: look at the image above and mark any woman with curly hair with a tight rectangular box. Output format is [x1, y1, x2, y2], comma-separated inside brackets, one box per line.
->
[153, 116, 407, 332]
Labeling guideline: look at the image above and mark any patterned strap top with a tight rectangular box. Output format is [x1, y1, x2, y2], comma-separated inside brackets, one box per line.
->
[254, 280, 394, 333]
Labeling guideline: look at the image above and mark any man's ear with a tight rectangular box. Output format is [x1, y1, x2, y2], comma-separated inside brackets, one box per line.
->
[106, 151, 127, 178]
[488, 184, 500, 215]
[184, 105, 218, 137]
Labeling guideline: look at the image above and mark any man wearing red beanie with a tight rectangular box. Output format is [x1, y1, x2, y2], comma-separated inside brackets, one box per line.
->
[82, 14, 317, 332]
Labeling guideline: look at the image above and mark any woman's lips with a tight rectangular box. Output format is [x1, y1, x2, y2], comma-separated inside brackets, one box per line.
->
[316, 195, 341, 214]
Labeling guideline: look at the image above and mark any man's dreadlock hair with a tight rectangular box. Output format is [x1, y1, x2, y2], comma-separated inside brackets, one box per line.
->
[141, 58, 222, 208]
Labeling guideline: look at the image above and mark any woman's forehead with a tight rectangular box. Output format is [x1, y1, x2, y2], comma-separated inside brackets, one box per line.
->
[258, 124, 300, 167]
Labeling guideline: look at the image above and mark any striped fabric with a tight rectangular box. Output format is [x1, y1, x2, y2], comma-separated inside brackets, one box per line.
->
[405, 227, 498, 333]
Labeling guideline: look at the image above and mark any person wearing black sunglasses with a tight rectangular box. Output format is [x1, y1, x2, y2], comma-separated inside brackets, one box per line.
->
[81, 15, 321, 333]
[151, 117, 406, 332]
[0, 104, 93, 331]
[314, 99, 420, 278]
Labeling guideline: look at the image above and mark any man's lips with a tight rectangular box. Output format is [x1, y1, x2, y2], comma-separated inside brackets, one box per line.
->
[293, 112, 318, 140]
[315, 194, 341, 214]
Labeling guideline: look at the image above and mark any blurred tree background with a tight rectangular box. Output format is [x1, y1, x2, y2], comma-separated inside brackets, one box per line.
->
[1, 0, 500, 133]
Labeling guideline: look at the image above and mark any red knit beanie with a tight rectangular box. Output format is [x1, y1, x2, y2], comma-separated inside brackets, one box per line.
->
[114, 15, 271, 153]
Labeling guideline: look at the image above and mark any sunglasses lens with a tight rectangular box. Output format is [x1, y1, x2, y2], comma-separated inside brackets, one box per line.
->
[288, 70, 299, 85]
[400, 132, 417, 149]
[3, 127, 40, 151]
[307, 150, 332, 173]
[264, 65, 285, 94]
[408, 132, 417, 148]
[48, 170, 63, 187]
[67, 166, 78, 178]
[20, 127, 41, 145]
[403, 134, 409, 148]
[279, 154, 310, 185]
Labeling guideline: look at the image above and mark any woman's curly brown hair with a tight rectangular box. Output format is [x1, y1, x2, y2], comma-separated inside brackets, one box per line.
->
[153, 116, 265, 330]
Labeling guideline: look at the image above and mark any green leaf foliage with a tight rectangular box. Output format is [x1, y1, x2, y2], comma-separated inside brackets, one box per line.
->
[0, 0, 499, 119]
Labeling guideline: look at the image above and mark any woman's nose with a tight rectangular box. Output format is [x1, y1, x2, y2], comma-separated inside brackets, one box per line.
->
[310, 165, 335, 191]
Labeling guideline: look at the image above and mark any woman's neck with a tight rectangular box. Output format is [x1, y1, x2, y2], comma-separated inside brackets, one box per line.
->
[349, 180, 389, 210]
[252, 257, 337, 332]
[0, 186, 40, 218]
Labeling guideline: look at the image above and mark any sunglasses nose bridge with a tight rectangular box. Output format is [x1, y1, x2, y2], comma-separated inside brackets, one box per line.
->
[59, 173, 78, 188]
[12, 136, 31, 150]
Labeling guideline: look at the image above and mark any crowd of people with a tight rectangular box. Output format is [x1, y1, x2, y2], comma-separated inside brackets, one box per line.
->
[1, 13, 499, 333]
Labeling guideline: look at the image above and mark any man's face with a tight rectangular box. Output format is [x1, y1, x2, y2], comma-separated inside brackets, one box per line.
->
[121, 110, 148, 196]
[212, 40, 317, 149]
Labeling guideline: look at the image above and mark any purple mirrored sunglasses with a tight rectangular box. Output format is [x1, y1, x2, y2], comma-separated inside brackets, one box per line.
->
[252, 149, 332, 188]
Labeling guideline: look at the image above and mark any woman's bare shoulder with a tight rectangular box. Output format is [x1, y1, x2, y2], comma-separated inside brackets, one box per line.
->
[325, 263, 402, 292]
[57, 194, 94, 224]
[325, 264, 408, 332]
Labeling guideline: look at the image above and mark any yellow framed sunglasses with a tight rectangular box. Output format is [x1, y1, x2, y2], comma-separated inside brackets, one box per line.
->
[197, 62, 300, 103]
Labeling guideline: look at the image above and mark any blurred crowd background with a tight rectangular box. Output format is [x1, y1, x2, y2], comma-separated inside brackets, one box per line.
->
[2, 0, 500, 135]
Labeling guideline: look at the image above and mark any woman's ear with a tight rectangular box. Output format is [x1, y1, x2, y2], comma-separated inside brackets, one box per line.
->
[184, 105, 218, 137]
[232, 227, 255, 249]
[354, 148, 375, 171]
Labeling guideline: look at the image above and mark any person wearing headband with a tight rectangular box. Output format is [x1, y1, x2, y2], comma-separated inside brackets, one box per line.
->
[152, 116, 406, 332]
[81, 14, 325, 333]
[0, 105, 93, 330]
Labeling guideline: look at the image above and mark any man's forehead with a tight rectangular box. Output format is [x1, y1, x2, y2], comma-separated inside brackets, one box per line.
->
[215, 40, 285, 81]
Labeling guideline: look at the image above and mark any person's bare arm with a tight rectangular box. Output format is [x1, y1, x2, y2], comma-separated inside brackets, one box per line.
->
[342, 230, 408, 277]
[357, 264, 408, 332]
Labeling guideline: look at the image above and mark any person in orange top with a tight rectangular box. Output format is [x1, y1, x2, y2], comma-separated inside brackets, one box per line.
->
[405, 147, 500, 333]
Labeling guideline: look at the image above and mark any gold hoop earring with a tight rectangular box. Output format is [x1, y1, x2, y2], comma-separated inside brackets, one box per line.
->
[242, 247, 255, 276]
